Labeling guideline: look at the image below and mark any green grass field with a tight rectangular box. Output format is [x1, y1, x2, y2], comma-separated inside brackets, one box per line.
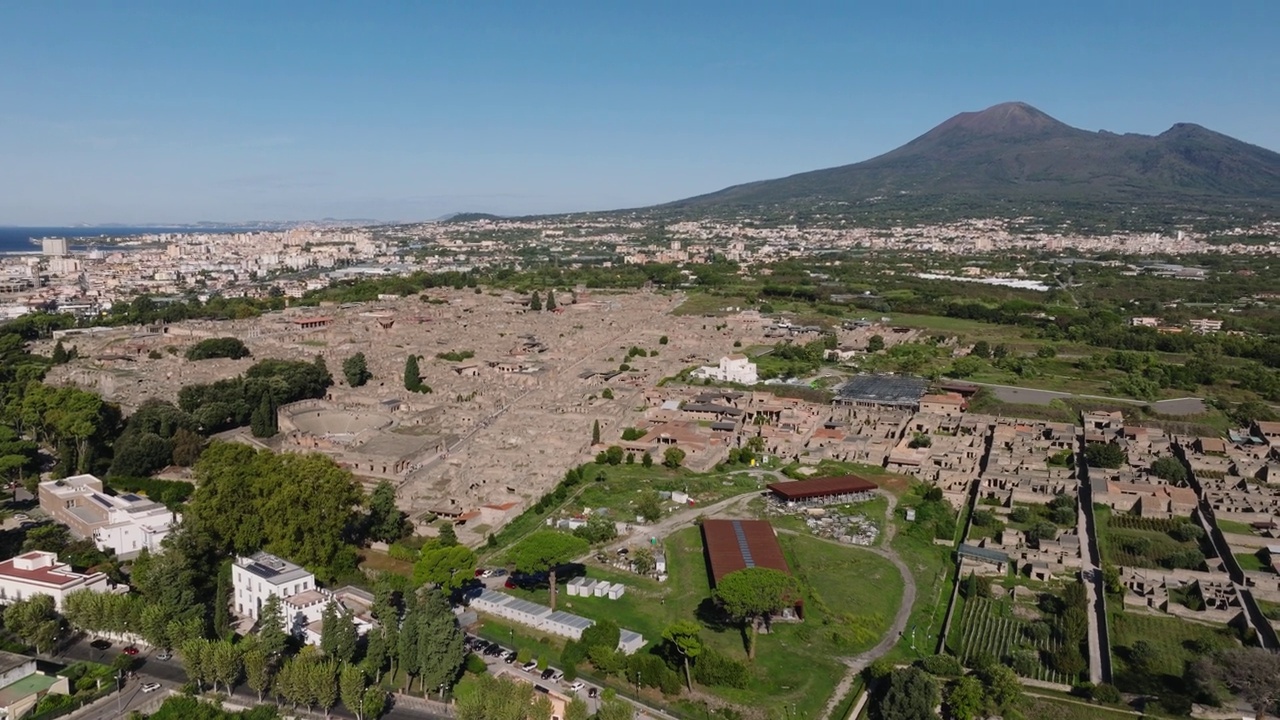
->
[482, 525, 899, 718]
[1109, 610, 1238, 688]
[1235, 551, 1269, 572]
[1215, 518, 1259, 536]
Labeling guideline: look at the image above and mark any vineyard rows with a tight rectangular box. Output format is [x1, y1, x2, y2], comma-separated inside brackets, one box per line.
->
[955, 597, 1072, 685]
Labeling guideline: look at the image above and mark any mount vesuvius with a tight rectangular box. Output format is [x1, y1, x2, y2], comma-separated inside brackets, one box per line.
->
[662, 102, 1280, 223]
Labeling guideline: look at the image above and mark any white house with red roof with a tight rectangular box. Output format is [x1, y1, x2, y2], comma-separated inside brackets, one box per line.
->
[0, 551, 111, 610]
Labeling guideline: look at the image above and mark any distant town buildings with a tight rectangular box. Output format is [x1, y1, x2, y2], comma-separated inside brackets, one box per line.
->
[0, 551, 112, 610]
[37, 475, 178, 558]
[692, 354, 758, 385]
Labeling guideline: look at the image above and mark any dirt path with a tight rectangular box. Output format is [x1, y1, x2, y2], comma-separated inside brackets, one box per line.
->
[815, 490, 916, 720]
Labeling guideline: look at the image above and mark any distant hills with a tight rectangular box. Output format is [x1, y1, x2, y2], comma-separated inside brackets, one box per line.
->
[661, 102, 1280, 226]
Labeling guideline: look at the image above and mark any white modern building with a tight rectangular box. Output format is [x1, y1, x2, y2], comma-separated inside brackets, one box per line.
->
[469, 589, 646, 653]
[0, 552, 112, 610]
[232, 552, 317, 621]
[692, 354, 758, 385]
[232, 552, 374, 645]
[37, 475, 178, 558]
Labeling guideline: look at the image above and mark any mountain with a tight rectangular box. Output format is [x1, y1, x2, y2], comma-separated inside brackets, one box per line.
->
[664, 102, 1280, 223]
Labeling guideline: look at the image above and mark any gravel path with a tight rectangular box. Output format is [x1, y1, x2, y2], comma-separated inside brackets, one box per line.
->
[817, 490, 916, 720]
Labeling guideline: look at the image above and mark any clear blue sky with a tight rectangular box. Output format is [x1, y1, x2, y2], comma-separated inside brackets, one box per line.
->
[2, 1, 1277, 224]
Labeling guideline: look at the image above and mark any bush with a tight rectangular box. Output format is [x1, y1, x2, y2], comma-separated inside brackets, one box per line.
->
[1091, 682, 1123, 704]
[465, 653, 488, 674]
[917, 653, 963, 677]
[1085, 442, 1126, 469]
[692, 648, 751, 689]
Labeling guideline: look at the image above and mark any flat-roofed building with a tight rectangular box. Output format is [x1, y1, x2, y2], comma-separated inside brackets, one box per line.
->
[38, 475, 178, 558]
[0, 551, 111, 610]
[232, 551, 317, 620]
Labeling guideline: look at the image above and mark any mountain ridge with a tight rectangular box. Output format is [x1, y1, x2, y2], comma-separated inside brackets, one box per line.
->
[662, 102, 1280, 222]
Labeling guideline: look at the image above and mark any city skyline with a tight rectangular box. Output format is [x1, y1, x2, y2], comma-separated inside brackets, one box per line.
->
[2, 1, 1279, 224]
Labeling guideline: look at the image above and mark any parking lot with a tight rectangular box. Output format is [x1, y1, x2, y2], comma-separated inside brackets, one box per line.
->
[464, 633, 604, 711]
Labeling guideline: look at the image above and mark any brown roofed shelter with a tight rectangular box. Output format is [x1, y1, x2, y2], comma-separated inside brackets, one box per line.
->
[767, 475, 878, 505]
[701, 519, 791, 587]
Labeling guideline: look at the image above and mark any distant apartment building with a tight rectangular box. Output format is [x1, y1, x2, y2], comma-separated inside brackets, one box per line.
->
[38, 475, 178, 558]
[692, 354, 758, 385]
[1129, 316, 1160, 328]
[1189, 318, 1223, 334]
[0, 551, 112, 610]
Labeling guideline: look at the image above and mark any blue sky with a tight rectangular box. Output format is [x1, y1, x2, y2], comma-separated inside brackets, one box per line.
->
[2, 1, 1277, 224]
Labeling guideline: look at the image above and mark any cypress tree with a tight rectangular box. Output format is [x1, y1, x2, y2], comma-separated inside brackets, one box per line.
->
[51, 340, 69, 364]
[546, 291, 556, 311]
[250, 394, 276, 437]
[404, 355, 421, 392]
[592, 419, 601, 445]
[529, 291, 542, 311]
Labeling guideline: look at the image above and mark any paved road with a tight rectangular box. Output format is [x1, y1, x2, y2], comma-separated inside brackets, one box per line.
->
[966, 380, 1206, 416]
[54, 637, 449, 720]
[814, 491, 916, 720]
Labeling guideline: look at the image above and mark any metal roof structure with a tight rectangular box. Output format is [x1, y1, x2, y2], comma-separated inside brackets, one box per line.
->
[958, 544, 1010, 565]
[834, 374, 929, 406]
[545, 611, 593, 631]
[701, 519, 790, 587]
[767, 475, 878, 501]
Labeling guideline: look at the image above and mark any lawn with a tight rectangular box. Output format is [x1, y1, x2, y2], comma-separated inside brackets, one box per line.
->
[1215, 518, 1258, 536]
[483, 525, 899, 719]
[881, 487, 960, 663]
[1234, 551, 1269, 572]
[671, 294, 751, 317]
[1109, 610, 1238, 693]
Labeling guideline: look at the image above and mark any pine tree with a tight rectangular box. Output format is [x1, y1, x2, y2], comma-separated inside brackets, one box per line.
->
[343, 352, 372, 387]
[592, 419, 601, 446]
[51, 340, 69, 364]
[416, 589, 466, 698]
[257, 594, 289, 656]
[546, 291, 556, 311]
[529, 291, 542, 311]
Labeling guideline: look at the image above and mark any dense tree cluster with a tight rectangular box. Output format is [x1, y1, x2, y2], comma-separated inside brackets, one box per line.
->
[178, 357, 332, 433]
[186, 443, 365, 579]
[185, 337, 251, 361]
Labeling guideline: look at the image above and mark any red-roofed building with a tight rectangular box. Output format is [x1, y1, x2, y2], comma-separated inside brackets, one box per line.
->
[700, 519, 791, 586]
[0, 552, 111, 610]
[767, 475, 878, 506]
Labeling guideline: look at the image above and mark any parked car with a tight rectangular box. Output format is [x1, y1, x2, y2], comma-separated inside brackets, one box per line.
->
[565, 680, 584, 692]
[491, 568, 508, 577]
[141, 682, 161, 693]
[540, 667, 555, 680]
[484, 644, 504, 657]
[156, 651, 172, 661]
[550, 669, 564, 681]
[588, 687, 598, 699]
[504, 578, 516, 589]
[474, 568, 486, 577]
[90, 639, 111, 650]
[503, 651, 517, 664]
[522, 660, 538, 672]
[123, 646, 140, 656]
[12, 513, 29, 522]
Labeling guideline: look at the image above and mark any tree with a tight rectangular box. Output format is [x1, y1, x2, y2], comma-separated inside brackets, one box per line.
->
[641, 451, 653, 468]
[51, 340, 69, 364]
[438, 522, 459, 547]
[361, 686, 387, 720]
[310, 659, 340, 718]
[258, 594, 289, 655]
[635, 492, 663, 522]
[343, 353, 373, 387]
[662, 620, 703, 690]
[874, 667, 939, 720]
[367, 480, 408, 543]
[1217, 647, 1280, 720]
[321, 602, 359, 664]
[714, 567, 797, 659]
[415, 589, 466, 698]
[867, 334, 886, 353]
[208, 639, 243, 693]
[170, 427, 205, 466]
[413, 544, 477, 591]
[529, 291, 542, 311]
[970, 340, 991, 359]
[662, 446, 686, 469]
[249, 392, 277, 437]
[605, 445, 624, 465]
[1151, 456, 1188, 483]
[404, 355, 423, 393]
[592, 419, 601, 446]
[509, 531, 589, 611]
[3, 595, 62, 653]
[546, 291, 556, 311]
[945, 675, 984, 720]
[595, 696, 636, 720]
[1085, 442, 1125, 469]
[340, 664, 369, 720]
[243, 644, 273, 702]
[180, 638, 211, 692]
[980, 664, 1022, 709]
[565, 696, 591, 720]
